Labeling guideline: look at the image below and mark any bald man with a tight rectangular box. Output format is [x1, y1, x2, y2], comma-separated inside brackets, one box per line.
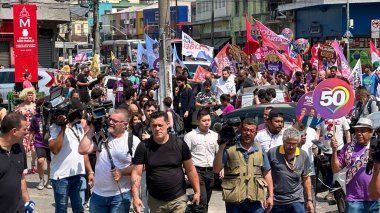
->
[129, 104, 139, 114]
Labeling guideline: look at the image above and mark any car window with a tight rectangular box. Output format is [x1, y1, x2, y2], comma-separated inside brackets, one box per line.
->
[106, 79, 117, 89]
[0, 72, 14, 84]
[0, 72, 7, 84]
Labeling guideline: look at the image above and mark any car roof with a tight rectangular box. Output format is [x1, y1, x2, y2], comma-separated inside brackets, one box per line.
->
[183, 61, 211, 66]
[238, 85, 287, 94]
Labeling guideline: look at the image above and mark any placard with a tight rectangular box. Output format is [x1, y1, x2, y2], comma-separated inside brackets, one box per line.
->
[295, 92, 325, 128]
[317, 44, 337, 68]
[13, 4, 38, 83]
[281, 28, 294, 42]
[312, 78, 354, 119]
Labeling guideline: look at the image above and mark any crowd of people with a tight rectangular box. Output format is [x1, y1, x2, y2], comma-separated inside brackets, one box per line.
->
[2, 59, 380, 213]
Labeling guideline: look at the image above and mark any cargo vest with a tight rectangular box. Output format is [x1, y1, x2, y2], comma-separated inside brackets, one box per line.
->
[222, 142, 268, 204]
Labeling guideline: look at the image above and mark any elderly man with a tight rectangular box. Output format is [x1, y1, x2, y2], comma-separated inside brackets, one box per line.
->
[267, 128, 314, 213]
[331, 118, 379, 213]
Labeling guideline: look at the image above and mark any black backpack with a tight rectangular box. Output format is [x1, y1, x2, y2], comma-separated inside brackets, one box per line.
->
[170, 109, 184, 134]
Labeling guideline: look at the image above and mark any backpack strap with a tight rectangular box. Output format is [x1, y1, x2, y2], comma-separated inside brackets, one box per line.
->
[128, 131, 133, 157]
[367, 100, 373, 114]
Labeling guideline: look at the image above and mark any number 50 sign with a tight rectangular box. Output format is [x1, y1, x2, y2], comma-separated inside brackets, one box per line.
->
[313, 78, 354, 119]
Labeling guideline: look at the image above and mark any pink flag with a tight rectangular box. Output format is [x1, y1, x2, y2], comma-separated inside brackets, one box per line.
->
[253, 19, 290, 53]
[332, 40, 351, 79]
[370, 40, 380, 64]
[193, 65, 209, 81]
[276, 51, 302, 77]
[212, 43, 235, 76]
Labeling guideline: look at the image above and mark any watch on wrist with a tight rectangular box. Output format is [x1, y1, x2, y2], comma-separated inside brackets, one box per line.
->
[306, 198, 313, 203]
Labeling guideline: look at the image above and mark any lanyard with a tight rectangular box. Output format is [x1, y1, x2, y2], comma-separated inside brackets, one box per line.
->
[68, 125, 82, 142]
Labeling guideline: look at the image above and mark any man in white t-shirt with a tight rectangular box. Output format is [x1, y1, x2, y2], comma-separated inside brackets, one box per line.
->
[79, 108, 140, 213]
[214, 68, 236, 103]
[255, 109, 285, 152]
[49, 101, 87, 213]
[316, 117, 351, 203]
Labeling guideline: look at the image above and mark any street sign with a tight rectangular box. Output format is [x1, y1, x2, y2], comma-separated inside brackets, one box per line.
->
[371, 19, 380, 39]
[55, 42, 76, 49]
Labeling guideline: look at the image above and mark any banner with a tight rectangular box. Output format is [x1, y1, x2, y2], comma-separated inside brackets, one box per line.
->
[137, 42, 146, 65]
[74, 52, 87, 63]
[172, 45, 186, 75]
[212, 43, 234, 76]
[317, 44, 336, 68]
[332, 40, 351, 79]
[182, 32, 214, 59]
[243, 15, 260, 55]
[90, 53, 100, 78]
[255, 46, 276, 62]
[253, 19, 290, 53]
[145, 34, 158, 69]
[193, 65, 209, 81]
[370, 40, 380, 65]
[275, 51, 301, 77]
[13, 4, 38, 83]
[349, 59, 362, 90]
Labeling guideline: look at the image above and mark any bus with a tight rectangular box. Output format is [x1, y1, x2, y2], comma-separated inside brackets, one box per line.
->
[101, 39, 145, 65]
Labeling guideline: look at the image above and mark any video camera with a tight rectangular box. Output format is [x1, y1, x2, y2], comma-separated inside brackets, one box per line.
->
[86, 100, 113, 132]
[213, 117, 241, 146]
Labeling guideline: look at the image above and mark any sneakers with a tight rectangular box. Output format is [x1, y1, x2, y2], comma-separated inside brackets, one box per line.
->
[45, 180, 53, 189]
[36, 179, 44, 190]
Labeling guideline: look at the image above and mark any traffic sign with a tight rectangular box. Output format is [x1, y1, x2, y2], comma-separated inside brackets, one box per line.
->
[55, 42, 76, 49]
[371, 19, 380, 39]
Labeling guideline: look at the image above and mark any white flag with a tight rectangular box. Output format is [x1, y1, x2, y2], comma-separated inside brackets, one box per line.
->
[182, 32, 214, 60]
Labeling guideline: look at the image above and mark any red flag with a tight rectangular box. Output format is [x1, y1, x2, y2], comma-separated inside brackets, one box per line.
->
[243, 15, 259, 55]
[193, 65, 209, 81]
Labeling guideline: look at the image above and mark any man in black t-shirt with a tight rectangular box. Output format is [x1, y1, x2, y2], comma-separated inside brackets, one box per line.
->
[131, 111, 200, 213]
[0, 113, 34, 213]
[76, 66, 91, 103]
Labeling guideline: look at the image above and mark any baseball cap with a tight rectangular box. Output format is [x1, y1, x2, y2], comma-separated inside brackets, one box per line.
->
[353, 117, 374, 129]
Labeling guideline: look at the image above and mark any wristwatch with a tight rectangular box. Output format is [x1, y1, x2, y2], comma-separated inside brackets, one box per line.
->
[306, 198, 313, 203]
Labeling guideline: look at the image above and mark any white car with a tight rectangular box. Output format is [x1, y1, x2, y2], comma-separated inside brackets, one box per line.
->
[0, 68, 55, 105]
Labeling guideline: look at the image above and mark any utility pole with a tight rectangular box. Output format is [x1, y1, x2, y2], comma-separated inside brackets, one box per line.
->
[175, 0, 179, 38]
[93, 0, 100, 55]
[158, 0, 172, 109]
[67, 20, 73, 65]
[211, 0, 215, 46]
[346, 0, 351, 61]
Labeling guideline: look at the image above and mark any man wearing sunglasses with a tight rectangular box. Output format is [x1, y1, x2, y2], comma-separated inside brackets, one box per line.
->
[79, 108, 141, 213]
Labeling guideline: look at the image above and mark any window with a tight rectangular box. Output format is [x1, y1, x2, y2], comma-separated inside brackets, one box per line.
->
[222, 0, 225, 7]
[235, 0, 240, 17]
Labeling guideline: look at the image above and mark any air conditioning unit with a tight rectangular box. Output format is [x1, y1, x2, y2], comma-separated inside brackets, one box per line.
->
[310, 24, 321, 34]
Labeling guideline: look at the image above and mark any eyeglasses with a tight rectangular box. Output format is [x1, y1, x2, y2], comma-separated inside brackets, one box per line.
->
[242, 128, 257, 134]
[107, 118, 126, 123]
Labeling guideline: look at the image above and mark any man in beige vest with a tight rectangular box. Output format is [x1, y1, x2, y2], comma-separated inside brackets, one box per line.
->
[213, 118, 274, 213]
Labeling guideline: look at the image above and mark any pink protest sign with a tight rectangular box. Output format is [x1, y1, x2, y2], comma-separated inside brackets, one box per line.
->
[312, 78, 354, 119]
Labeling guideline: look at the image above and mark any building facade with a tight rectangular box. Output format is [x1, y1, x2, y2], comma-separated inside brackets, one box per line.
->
[0, 0, 70, 68]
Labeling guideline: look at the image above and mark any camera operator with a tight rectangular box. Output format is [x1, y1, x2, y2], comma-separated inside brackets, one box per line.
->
[79, 108, 140, 212]
[48, 99, 88, 213]
[213, 118, 274, 213]
[331, 118, 379, 212]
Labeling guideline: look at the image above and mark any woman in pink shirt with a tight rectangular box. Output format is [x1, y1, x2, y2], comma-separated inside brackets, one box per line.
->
[23, 72, 34, 89]
[220, 94, 235, 116]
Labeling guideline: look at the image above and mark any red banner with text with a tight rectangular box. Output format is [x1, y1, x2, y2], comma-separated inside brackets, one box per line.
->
[13, 4, 38, 83]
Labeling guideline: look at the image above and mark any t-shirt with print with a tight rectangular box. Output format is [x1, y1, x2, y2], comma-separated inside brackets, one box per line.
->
[317, 117, 350, 154]
[338, 143, 372, 201]
[362, 73, 379, 97]
[267, 146, 311, 205]
[29, 114, 48, 148]
[132, 135, 191, 201]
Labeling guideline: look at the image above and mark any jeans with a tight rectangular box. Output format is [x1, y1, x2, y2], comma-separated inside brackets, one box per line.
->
[89, 192, 131, 213]
[271, 202, 306, 213]
[196, 167, 215, 213]
[51, 175, 85, 213]
[346, 201, 379, 213]
[225, 201, 265, 213]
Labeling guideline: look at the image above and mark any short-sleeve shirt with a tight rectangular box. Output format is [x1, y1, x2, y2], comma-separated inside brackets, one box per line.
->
[254, 128, 284, 153]
[317, 117, 350, 154]
[267, 145, 311, 205]
[222, 139, 271, 171]
[29, 114, 48, 148]
[132, 135, 191, 201]
[76, 73, 88, 91]
[0, 143, 27, 213]
[362, 73, 379, 96]
[337, 143, 372, 201]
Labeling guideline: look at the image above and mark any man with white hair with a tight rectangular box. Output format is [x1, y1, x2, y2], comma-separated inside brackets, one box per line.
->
[267, 128, 314, 213]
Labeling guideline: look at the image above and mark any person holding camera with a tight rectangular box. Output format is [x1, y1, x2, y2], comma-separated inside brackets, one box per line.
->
[184, 109, 219, 213]
[268, 128, 314, 213]
[331, 118, 379, 212]
[48, 99, 88, 213]
[0, 113, 35, 213]
[79, 108, 140, 212]
[213, 118, 274, 213]
[131, 111, 200, 213]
